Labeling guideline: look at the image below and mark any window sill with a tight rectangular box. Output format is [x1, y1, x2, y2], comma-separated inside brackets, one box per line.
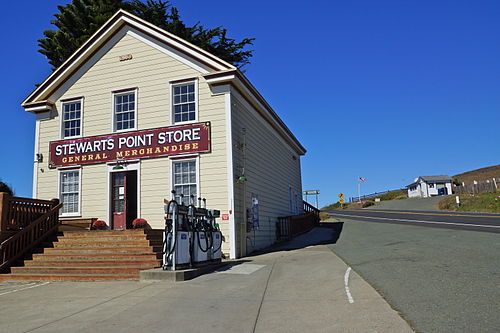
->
[173, 120, 198, 126]
[114, 128, 138, 134]
[60, 213, 81, 218]
[61, 135, 83, 140]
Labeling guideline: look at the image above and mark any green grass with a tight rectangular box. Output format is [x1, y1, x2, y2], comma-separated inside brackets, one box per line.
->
[439, 192, 500, 213]
[322, 202, 347, 211]
[377, 189, 408, 201]
[321, 189, 408, 211]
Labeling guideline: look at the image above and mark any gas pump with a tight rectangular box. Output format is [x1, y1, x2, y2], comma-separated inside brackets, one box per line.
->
[208, 208, 222, 261]
[163, 192, 223, 270]
[163, 191, 191, 270]
[192, 197, 210, 263]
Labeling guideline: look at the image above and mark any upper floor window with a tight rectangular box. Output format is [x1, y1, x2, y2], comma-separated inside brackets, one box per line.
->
[62, 100, 82, 138]
[172, 82, 196, 123]
[114, 90, 136, 131]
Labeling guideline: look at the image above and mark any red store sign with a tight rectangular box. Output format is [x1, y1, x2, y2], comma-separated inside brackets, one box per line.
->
[49, 122, 211, 167]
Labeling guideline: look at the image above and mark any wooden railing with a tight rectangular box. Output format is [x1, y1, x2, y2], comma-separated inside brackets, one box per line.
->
[303, 200, 320, 217]
[0, 194, 63, 272]
[277, 203, 320, 241]
[0, 193, 59, 232]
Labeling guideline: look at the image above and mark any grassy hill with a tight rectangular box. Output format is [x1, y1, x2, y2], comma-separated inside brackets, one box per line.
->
[453, 165, 500, 184]
[321, 165, 499, 215]
[321, 189, 407, 212]
[439, 192, 500, 213]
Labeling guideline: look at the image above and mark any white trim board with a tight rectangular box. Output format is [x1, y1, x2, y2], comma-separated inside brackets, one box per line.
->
[225, 90, 237, 259]
[32, 120, 41, 199]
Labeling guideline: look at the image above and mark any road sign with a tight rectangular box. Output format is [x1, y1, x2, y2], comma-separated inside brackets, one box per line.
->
[339, 199, 345, 204]
[338, 193, 344, 198]
[303, 190, 320, 195]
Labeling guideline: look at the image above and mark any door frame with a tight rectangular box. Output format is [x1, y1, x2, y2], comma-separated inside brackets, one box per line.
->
[107, 162, 141, 227]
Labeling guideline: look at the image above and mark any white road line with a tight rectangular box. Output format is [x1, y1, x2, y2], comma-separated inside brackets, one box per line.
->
[0, 282, 50, 296]
[329, 213, 500, 229]
[344, 267, 354, 304]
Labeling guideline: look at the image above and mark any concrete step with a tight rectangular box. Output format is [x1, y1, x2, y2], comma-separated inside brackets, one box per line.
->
[32, 253, 159, 261]
[24, 259, 161, 267]
[11, 266, 153, 275]
[53, 240, 151, 248]
[0, 274, 138, 282]
[43, 246, 154, 254]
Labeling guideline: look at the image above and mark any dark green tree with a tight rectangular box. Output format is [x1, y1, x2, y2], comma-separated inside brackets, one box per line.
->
[0, 179, 14, 196]
[38, 0, 254, 70]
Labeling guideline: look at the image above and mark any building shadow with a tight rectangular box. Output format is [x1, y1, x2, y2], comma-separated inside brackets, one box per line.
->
[247, 222, 344, 257]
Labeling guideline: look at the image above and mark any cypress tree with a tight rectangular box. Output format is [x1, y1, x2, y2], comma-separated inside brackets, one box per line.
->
[38, 0, 254, 70]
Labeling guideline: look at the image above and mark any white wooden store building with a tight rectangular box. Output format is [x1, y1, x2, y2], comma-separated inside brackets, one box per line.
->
[21, 10, 306, 259]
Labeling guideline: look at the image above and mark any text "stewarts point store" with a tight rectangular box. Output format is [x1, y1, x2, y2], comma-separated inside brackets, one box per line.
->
[49, 122, 211, 167]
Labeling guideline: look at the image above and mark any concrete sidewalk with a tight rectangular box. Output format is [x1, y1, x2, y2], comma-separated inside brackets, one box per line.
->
[0, 226, 413, 333]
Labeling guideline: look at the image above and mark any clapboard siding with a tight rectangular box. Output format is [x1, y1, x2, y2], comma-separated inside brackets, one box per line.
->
[231, 91, 303, 255]
[33, 24, 303, 259]
[36, 29, 230, 250]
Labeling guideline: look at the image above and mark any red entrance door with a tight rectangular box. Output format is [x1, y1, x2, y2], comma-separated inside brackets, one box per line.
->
[112, 172, 127, 230]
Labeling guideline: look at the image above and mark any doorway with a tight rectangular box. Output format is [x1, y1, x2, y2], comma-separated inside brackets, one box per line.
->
[110, 171, 137, 230]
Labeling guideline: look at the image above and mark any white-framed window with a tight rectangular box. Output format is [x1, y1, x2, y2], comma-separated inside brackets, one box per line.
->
[59, 169, 81, 216]
[113, 89, 136, 131]
[172, 82, 196, 123]
[61, 99, 82, 138]
[172, 159, 197, 205]
[429, 183, 435, 188]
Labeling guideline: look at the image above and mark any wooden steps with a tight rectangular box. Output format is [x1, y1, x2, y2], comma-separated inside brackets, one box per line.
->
[0, 229, 163, 282]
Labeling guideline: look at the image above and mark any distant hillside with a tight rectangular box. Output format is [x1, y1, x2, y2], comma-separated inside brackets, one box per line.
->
[453, 165, 500, 184]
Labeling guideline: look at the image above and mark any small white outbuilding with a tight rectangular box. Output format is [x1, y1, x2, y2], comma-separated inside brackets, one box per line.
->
[407, 176, 452, 198]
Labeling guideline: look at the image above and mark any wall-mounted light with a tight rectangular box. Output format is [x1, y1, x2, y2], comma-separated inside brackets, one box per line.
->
[237, 175, 247, 183]
[113, 159, 125, 170]
[36, 153, 43, 163]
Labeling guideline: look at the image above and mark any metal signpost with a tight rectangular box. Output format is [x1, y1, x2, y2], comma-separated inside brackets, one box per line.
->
[303, 190, 320, 208]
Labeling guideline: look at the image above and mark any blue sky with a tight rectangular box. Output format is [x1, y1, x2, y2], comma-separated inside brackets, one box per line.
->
[1, 0, 499, 206]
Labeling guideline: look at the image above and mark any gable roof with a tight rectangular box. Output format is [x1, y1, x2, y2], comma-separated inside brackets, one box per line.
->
[21, 9, 306, 155]
[407, 175, 452, 187]
[22, 9, 235, 107]
[420, 175, 451, 182]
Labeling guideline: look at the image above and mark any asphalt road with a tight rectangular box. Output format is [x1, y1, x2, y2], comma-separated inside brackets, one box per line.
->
[326, 210, 500, 333]
[327, 209, 500, 233]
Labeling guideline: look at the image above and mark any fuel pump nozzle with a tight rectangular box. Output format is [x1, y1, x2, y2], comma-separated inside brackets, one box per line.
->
[163, 190, 180, 270]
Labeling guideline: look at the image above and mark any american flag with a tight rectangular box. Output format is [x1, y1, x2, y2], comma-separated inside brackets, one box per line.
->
[359, 177, 366, 182]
